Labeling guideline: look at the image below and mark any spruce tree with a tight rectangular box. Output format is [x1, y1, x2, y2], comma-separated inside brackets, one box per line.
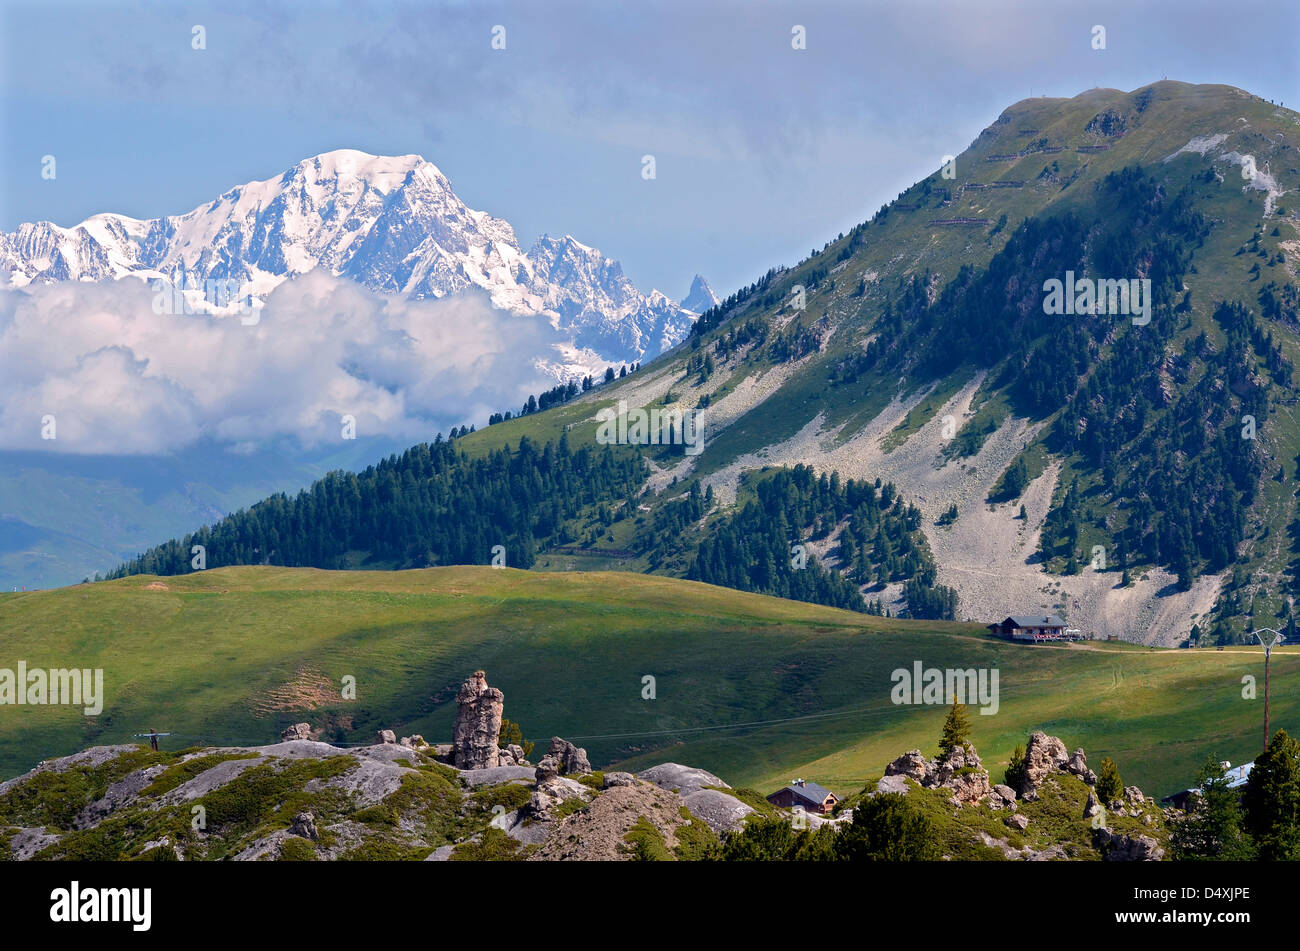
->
[1242, 729, 1300, 861]
[939, 695, 972, 758]
[1097, 756, 1123, 803]
[1003, 745, 1027, 791]
[1171, 757, 1255, 860]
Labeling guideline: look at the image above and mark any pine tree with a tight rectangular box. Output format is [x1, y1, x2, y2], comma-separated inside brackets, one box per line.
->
[1097, 756, 1123, 803]
[1003, 745, 1026, 791]
[836, 793, 940, 861]
[1171, 757, 1256, 860]
[1242, 729, 1300, 860]
[938, 696, 971, 757]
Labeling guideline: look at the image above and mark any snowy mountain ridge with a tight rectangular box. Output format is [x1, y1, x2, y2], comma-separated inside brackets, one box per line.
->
[0, 149, 701, 368]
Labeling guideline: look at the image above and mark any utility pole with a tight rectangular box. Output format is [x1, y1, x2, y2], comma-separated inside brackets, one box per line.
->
[1250, 629, 1285, 752]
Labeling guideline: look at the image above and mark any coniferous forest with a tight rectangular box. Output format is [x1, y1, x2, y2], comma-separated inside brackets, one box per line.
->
[108, 435, 648, 577]
[683, 465, 957, 619]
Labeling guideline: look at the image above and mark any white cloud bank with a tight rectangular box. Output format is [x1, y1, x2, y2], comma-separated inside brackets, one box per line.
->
[0, 271, 569, 455]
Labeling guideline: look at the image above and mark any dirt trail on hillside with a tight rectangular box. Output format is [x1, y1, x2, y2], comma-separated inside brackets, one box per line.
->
[701, 374, 1220, 644]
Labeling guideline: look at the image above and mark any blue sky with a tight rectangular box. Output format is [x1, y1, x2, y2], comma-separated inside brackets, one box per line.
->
[2, 0, 1297, 298]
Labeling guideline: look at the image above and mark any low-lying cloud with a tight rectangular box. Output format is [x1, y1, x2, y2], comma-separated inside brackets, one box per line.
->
[0, 270, 565, 455]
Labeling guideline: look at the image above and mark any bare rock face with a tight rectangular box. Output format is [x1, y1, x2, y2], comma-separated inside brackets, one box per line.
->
[536, 737, 591, 776]
[376, 730, 397, 745]
[882, 745, 991, 805]
[1006, 813, 1029, 831]
[1094, 828, 1165, 861]
[289, 811, 319, 840]
[1021, 732, 1070, 797]
[525, 776, 592, 820]
[280, 723, 313, 742]
[1064, 747, 1098, 786]
[884, 750, 929, 782]
[496, 744, 527, 767]
[876, 774, 912, 796]
[987, 783, 1017, 811]
[636, 763, 728, 795]
[452, 671, 505, 770]
[932, 744, 991, 805]
[1084, 789, 1104, 819]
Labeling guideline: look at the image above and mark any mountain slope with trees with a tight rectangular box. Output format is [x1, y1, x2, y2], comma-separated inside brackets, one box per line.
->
[107, 81, 1300, 641]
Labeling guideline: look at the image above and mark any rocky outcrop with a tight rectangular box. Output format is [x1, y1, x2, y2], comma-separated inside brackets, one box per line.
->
[280, 723, 312, 741]
[400, 734, 427, 749]
[875, 774, 912, 796]
[988, 784, 1018, 811]
[452, 671, 505, 770]
[525, 776, 593, 821]
[932, 744, 991, 805]
[1017, 734, 1154, 818]
[289, 811, 319, 840]
[637, 763, 729, 796]
[884, 750, 929, 782]
[1064, 748, 1097, 785]
[882, 744, 990, 806]
[527, 782, 694, 861]
[1084, 789, 1104, 820]
[376, 730, 396, 745]
[678, 789, 754, 834]
[1085, 107, 1128, 138]
[536, 737, 591, 776]
[872, 734, 1163, 864]
[1020, 732, 1070, 798]
[1095, 828, 1165, 861]
[496, 744, 527, 767]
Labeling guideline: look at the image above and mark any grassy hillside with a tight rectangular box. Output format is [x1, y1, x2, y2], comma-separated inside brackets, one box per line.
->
[2, 566, 1295, 799]
[103, 82, 1300, 647]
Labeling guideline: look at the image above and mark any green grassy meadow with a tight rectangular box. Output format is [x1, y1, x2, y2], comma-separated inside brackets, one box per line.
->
[1, 566, 1295, 800]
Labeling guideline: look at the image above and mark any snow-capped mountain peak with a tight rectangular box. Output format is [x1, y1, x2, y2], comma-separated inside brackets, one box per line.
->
[0, 151, 696, 368]
[681, 273, 721, 314]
